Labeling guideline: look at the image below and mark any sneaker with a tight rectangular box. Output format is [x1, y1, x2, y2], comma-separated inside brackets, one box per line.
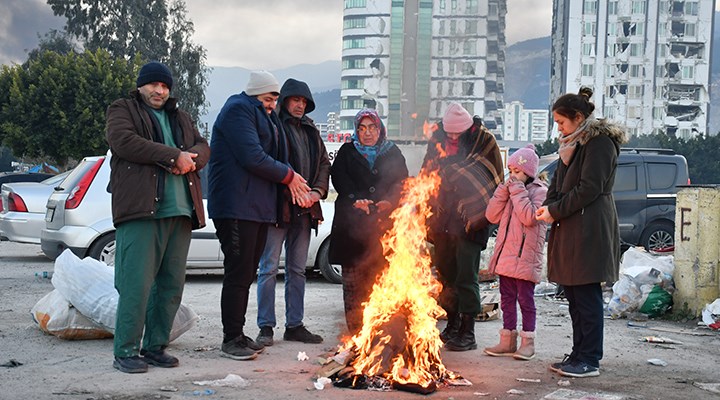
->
[284, 325, 323, 344]
[244, 335, 265, 353]
[113, 356, 148, 373]
[221, 336, 262, 361]
[256, 326, 274, 347]
[549, 354, 573, 373]
[559, 360, 600, 378]
[140, 349, 179, 368]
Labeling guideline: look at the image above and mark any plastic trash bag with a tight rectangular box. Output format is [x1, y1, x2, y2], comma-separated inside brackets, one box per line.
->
[638, 285, 673, 317]
[608, 247, 676, 318]
[31, 289, 113, 340]
[50, 249, 198, 341]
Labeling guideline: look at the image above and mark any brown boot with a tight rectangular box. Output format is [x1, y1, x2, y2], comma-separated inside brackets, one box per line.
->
[513, 330, 535, 360]
[483, 329, 517, 357]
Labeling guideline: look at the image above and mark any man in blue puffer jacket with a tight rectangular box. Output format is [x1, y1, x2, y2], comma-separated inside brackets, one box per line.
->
[208, 71, 310, 361]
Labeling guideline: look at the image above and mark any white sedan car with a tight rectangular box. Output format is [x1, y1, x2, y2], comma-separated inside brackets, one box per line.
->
[0, 172, 70, 244]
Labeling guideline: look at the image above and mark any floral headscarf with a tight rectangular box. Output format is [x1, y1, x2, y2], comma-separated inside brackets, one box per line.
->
[351, 108, 394, 168]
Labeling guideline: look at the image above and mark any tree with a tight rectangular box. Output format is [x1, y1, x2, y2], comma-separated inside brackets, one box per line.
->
[536, 137, 559, 156]
[46, 0, 208, 122]
[0, 49, 141, 168]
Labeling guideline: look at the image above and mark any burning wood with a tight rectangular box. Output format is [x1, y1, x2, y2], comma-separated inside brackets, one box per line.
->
[332, 170, 462, 394]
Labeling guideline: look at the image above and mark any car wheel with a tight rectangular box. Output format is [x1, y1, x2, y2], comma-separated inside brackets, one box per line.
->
[640, 222, 674, 252]
[89, 232, 116, 267]
[316, 238, 342, 284]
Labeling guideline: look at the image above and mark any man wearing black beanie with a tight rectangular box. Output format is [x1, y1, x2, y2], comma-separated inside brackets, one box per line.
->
[105, 61, 210, 373]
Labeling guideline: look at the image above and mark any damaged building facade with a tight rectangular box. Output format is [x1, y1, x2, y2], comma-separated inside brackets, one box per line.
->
[340, 0, 507, 139]
[550, 0, 714, 139]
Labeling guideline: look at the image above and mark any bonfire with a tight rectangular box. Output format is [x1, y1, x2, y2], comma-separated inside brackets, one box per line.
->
[334, 166, 461, 394]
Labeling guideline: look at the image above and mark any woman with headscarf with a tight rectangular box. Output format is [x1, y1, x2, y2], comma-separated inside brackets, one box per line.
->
[536, 87, 627, 378]
[328, 109, 409, 334]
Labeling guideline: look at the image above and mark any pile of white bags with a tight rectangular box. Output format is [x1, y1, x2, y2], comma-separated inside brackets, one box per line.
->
[31, 249, 198, 340]
[607, 247, 675, 318]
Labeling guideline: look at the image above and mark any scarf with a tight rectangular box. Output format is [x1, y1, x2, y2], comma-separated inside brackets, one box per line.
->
[352, 137, 394, 169]
[558, 116, 594, 165]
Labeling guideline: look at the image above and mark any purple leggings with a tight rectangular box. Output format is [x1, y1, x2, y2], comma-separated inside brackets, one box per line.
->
[499, 275, 536, 332]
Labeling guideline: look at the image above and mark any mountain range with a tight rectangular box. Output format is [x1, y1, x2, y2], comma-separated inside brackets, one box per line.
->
[203, 12, 720, 135]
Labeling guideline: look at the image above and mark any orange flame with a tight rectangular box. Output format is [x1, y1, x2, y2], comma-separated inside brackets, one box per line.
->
[422, 120, 438, 139]
[342, 169, 450, 388]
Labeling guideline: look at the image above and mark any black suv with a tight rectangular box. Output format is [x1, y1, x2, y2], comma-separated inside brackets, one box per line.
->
[538, 148, 689, 251]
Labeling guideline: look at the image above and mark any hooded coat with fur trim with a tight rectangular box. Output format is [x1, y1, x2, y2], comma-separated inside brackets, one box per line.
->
[543, 119, 627, 285]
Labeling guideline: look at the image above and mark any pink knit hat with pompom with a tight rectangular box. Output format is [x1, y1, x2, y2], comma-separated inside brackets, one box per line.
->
[507, 144, 540, 178]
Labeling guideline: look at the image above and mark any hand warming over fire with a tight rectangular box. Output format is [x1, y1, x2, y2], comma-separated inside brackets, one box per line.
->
[535, 206, 554, 223]
[353, 199, 376, 215]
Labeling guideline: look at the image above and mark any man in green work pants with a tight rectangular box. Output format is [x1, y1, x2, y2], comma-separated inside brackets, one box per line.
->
[105, 61, 210, 373]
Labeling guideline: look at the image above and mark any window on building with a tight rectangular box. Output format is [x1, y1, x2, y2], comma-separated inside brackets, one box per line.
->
[450, 20, 457, 35]
[488, 3, 498, 15]
[604, 106, 615, 119]
[343, 38, 365, 49]
[653, 107, 664, 119]
[685, 23, 696, 37]
[628, 85, 643, 99]
[463, 62, 475, 75]
[437, 60, 443, 76]
[341, 98, 365, 109]
[629, 43, 643, 57]
[629, 64, 643, 78]
[440, 0, 446, 12]
[466, 0, 478, 13]
[657, 43, 667, 57]
[607, 23, 617, 36]
[439, 20, 445, 35]
[344, 0, 366, 9]
[605, 65, 615, 78]
[682, 65, 694, 79]
[582, 63, 594, 77]
[342, 58, 365, 70]
[607, 43, 616, 57]
[583, 22, 596, 36]
[451, 0, 457, 11]
[685, 1, 699, 16]
[462, 102, 474, 115]
[655, 65, 665, 78]
[463, 40, 477, 55]
[634, 22, 645, 36]
[658, 22, 666, 36]
[341, 79, 363, 89]
[436, 102, 443, 116]
[344, 17, 366, 29]
[631, 0, 646, 14]
[462, 82, 474, 96]
[627, 106, 641, 118]
[608, 0, 618, 14]
[437, 82, 443, 96]
[466, 20, 478, 35]
[449, 40, 457, 54]
[582, 43, 595, 56]
[583, 0, 597, 14]
[448, 82, 455, 95]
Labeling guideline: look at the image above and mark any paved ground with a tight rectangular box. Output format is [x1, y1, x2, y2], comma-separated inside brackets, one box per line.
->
[1, 241, 719, 400]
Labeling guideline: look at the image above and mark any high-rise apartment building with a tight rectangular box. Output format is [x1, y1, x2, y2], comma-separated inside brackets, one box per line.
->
[501, 101, 550, 142]
[340, 0, 507, 139]
[550, 0, 714, 139]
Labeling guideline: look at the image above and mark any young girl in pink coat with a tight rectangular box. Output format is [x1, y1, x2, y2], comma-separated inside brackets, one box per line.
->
[483, 144, 548, 360]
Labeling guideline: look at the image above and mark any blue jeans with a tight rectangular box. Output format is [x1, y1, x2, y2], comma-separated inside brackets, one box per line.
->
[256, 215, 311, 329]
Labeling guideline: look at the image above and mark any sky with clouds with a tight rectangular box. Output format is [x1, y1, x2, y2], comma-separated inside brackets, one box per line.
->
[2, 1, 719, 69]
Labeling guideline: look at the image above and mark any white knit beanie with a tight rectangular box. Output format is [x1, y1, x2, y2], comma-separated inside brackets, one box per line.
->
[246, 70, 280, 96]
